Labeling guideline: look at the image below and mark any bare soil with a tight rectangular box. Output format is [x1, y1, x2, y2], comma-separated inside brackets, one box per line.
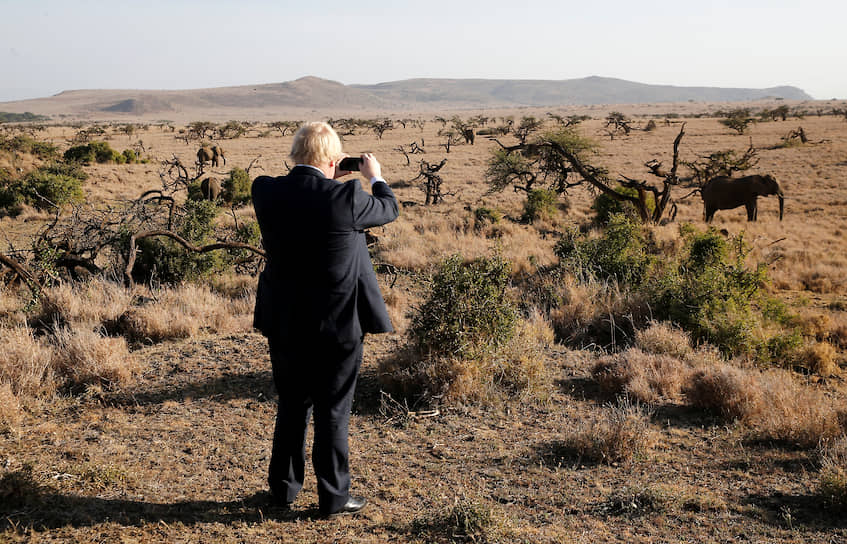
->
[3, 332, 845, 542]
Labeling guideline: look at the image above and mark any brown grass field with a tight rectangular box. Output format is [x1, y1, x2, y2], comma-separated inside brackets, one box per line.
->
[2, 102, 847, 542]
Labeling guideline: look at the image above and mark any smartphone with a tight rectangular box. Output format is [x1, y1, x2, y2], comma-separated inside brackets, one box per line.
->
[338, 157, 362, 171]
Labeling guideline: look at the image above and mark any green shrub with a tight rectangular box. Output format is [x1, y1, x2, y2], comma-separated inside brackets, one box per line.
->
[132, 200, 225, 284]
[555, 214, 654, 286]
[63, 141, 119, 164]
[234, 220, 261, 247]
[473, 206, 501, 229]
[522, 188, 558, 223]
[186, 180, 204, 202]
[223, 167, 251, 205]
[410, 254, 516, 359]
[63, 144, 96, 164]
[121, 149, 137, 163]
[647, 228, 768, 357]
[0, 134, 57, 158]
[553, 221, 796, 360]
[592, 185, 655, 224]
[0, 164, 86, 212]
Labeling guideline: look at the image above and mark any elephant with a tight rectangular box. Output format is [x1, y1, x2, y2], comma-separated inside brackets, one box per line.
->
[701, 174, 784, 222]
[200, 177, 221, 201]
[197, 144, 226, 168]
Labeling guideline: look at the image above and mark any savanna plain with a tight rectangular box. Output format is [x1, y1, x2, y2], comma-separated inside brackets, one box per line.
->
[2, 102, 847, 543]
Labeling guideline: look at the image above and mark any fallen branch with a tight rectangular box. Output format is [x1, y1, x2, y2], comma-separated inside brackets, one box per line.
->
[124, 230, 266, 286]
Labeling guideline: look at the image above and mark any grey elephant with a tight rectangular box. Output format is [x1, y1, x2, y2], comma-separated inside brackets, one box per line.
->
[701, 174, 784, 222]
[200, 177, 221, 201]
[197, 144, 226, 168]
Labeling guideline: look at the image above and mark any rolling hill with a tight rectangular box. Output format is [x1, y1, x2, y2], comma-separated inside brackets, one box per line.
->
[0, 75, 812, 120]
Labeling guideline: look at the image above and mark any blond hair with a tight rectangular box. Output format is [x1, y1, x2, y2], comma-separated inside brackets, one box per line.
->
[289, 121, 342, 166]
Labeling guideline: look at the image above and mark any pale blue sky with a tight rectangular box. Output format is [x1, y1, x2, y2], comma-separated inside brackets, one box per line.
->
[1, 0, 844, 102]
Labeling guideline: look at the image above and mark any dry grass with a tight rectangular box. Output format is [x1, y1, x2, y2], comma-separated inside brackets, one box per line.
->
[797, 341, 839, 376]
[0, 326, 55, 397]
[31, 279, 257, 344]
[685, 362, 843, 447]
[592, 349, 693, 404]
[685, 363, 766, 421]
[379, 312, 555, 406]
[123, 283, 253, 340]
[634, 321, 696, 360]
[39, 278, 133, 327]
[0, 383, 22, 434]
[817, 436, 847, 511]
[549, 276, 649, 347]
[50, 326, 138, 392]
[557, 397, 653, 464]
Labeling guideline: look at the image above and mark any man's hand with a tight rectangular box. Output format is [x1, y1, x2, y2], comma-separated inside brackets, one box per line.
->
[333, 153, 351, 179]
[359, 153, 382, 181]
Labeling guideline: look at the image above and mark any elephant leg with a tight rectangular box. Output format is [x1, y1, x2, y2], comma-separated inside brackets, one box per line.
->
[746, 200, 757, 221]
[705, 205, 715, 223]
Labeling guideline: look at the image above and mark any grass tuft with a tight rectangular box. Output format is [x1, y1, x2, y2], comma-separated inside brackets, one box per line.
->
[558, 397, 652, 464]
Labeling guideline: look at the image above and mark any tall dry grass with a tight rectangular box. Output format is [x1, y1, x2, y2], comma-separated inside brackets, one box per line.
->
[0, 324, 136, 432]
[0, 326, 55, 397]
[29, 277, 255, 344]
[558, 397, 653, 464]
[380, 312, 555, 406]
[50, 325, 138, 392]
[0, 276, 257, 431]
[686, 363, 843, 447]
[111, 283, 253, 343]
[818, 436, 847, 511]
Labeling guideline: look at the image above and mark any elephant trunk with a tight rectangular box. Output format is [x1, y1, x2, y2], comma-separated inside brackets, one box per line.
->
[778, 193, 784, 221]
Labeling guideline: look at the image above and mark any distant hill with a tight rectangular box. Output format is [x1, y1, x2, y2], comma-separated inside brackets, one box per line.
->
[0, 76, 813, 120]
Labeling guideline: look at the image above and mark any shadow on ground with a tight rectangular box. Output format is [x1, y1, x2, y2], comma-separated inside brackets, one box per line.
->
[0, 470, 318, 530]
[105, 370, 277, 407]
[743, 491, 847, 531]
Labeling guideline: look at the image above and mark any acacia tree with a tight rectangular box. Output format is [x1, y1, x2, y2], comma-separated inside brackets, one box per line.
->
[487, 125, 686, 223]
[411, 159, 449, 205]
[605, 111, 633, 136]
[683, 140, 758, 184]
[269, 120, 301, 136]
[187, 121, 217, 140]
[719, 109, 755, 135]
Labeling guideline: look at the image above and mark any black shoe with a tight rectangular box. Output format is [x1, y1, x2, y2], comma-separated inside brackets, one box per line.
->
[326, 496, 367, 518]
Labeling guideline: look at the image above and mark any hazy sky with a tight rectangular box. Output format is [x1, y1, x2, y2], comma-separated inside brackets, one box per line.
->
[1, 0, 844, 102]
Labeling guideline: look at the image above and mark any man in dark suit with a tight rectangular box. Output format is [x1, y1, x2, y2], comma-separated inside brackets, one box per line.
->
[252, 122, 399, 517]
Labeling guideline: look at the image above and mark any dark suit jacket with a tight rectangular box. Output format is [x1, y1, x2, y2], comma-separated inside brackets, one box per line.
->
[252, 166, 399, 348]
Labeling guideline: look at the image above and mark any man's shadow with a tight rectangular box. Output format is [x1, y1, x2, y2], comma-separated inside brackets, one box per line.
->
[1, 473, 321, 531]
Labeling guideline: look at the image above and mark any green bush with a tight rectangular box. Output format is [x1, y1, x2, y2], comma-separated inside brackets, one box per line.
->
[592, 185, 655, 224]
[473, 206, 501, 229]
[553, 220, 799, 361]
[0, 134, 57, 159]
[410, 254, 516, 359]
[522, 188, 558, 223]
[186, 180, 204, 202]
[132, 200, 225, 284]
[63, 141, 119, 164]
[0, 163, 86, 213]
[647, 228, 769, 357]
[223, 167, 251, 205]
[121, 149, 137, 163]
[555, 214, 654, 286]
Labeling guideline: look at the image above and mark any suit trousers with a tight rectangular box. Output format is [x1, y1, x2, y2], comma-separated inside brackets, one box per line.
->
[267, 335, 363, 514]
